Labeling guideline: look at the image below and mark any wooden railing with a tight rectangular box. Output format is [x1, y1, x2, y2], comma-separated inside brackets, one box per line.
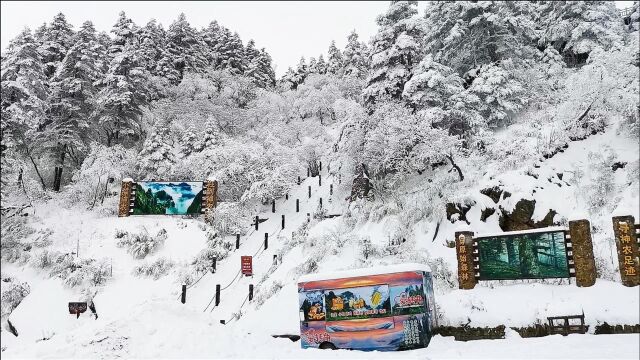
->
[547, 314, 588, 336]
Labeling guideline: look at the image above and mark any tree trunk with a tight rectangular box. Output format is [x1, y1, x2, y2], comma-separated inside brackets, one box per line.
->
[28, 154, 46, 190]
[446, 154, 464, 181]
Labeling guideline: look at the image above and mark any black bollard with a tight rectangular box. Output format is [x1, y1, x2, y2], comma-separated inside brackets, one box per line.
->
[272, 199, 276, 213]
[307, 213, 310, 223]
[181, 284, 186, 304]
[249, 284, 254, 301]
[307, 167, 310, 177]
[264, 233, 268, 250]
[319, 198, 323, 209]
[330, 184, 333, 195]
[286, 193, 289, 200]
[297, 176, 301, 185]
[308, 186, 311, 198]
[236, 234, 240, 249]
[296, 199, 299, 213]
[282, 214, 285, 229]
[319, 175, 322, 186]
[319, 161, 322, 172]
[215, 284, 221, 306]
[255, 215, 259, 231]
[212, 257, 217, 273]
[273, 255, 277, 265]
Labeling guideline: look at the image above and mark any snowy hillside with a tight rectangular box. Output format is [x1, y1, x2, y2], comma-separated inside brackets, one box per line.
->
[2, 1, 639, 359]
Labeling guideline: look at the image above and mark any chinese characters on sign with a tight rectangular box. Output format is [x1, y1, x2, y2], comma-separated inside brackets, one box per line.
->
[612, 216, 639, 287]
[403, 318, 420, 346]
[241, 256, 253, 276]
[455, 231, 476, 289]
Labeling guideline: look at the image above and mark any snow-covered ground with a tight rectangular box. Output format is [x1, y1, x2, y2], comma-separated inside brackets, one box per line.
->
[2, 123, 639, 359]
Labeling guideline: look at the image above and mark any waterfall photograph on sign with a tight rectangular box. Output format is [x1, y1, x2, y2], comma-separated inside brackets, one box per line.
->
[477, 231, 569, 280]
[132, 182, 203, 215]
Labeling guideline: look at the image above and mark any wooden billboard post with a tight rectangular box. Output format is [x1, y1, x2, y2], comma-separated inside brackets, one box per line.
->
[455, 231, 477, 289]
[569, 220, 596, 287]
[118, 180, 134, 217]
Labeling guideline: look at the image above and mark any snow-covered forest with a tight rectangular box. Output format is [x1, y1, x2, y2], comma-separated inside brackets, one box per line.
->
[1, 1, 639, 358]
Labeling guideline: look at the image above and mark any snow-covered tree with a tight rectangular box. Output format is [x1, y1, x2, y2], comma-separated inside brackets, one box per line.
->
[423, 1, 537, 76]
[363, 1, 423, 105]
[316, 54, 328, 74]
[38, 13, 75, 77]
[137, 19, 166, 76]
[94, 12, 149, 146]
[163, 13, 208, 83]
[326, 40, 343, 75]
[137, 128, 176, 178]
[538, 1, 624, 65]
[342, 30, 369, 78]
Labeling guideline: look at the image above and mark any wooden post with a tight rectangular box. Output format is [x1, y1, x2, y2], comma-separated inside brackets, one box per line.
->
[118, 180, 134, 217]
[255, 215, 259, 231]
[212, 257, 217, 273]
[181, 284, 186, 304]
[319, 175, 322, 187]
[308, 186, 311, 198]
[264, 233, 268, 250]
[249, 284, 254, 301]
[272, 199, 276, 213]
[215, 284, 221, 306]
[296, 199, 299, 213]
[455, 231, 477, 289]
[236, 234, 240, 250]
[569, 219, 596, 287]
[297, 176, 301, 185]
[281, 215, 285, 229]
[330, 184, 333, 196]
[612, 216, 639, 287]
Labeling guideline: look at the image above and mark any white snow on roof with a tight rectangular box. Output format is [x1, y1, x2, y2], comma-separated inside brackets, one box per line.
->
[122, 178, 134, 182]
[474, 226, 568, 239]
[298, 262, 431, 283]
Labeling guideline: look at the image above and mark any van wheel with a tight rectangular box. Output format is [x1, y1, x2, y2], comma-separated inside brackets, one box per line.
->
[318, 342, 337, 350]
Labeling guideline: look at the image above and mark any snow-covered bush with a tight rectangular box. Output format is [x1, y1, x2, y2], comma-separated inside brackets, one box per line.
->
[133, 257, 175, 279]
[65, 143, 136, 210]
[429, 257, 457, 292]
[0, 215, 34, 263]
[207, 202, 250, 236]
[116, 228, 167, 259]
[584, 150, 616, 215]
[1, 278, 30, 316]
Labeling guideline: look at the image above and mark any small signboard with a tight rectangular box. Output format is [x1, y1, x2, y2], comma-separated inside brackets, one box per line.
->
[68, 302, 87, 319]
[241, 256, 253, 276]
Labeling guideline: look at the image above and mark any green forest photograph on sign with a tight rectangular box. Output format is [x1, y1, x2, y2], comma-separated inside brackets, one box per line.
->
[477, 231, 570, 280]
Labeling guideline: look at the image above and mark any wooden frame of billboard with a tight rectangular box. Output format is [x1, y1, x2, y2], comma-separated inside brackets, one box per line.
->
[455, 220, 596, 289]
[118, 179, 218, 217]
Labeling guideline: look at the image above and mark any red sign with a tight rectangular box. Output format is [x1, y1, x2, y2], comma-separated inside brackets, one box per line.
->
[241, 256, 253, 276]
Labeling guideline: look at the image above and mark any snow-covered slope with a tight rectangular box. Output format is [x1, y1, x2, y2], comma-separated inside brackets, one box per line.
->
[2, 122, 639, 359]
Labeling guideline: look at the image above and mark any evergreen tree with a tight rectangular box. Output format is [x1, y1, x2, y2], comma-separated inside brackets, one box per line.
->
[245, 43, 276, 88]
[38, 13, 75, 78]
[164, 13, 208, 83]
[316, 54, 328, 74]
[94, 12, 149, 146]
[538, 1, 624, 64]
[294, 56, 308, 85]
[326, 40, 343, 75]
[363, 1, 423, 105]
[137, 128, 176, 177]
[137, 19, 166, 76]
[214, 28, 246, 74]
[1, 28, 50, 188]
[342, 30, 369, 78]
[201, 21, 223, 65]
[423, 1, 537, 75]
[308, 57, 318, 74]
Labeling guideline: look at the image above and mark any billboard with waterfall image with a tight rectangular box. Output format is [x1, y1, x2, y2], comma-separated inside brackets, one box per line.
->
[132, 182, 203, 215]
[477, 230, 569, 280]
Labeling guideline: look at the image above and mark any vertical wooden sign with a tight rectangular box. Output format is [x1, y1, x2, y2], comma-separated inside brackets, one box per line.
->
[118, 180, 134, 217]
[203, 179, 218, 211]
[612, 216, 639, 287]
[569, 220, 596, 287]
[455, 231, 476, 289]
